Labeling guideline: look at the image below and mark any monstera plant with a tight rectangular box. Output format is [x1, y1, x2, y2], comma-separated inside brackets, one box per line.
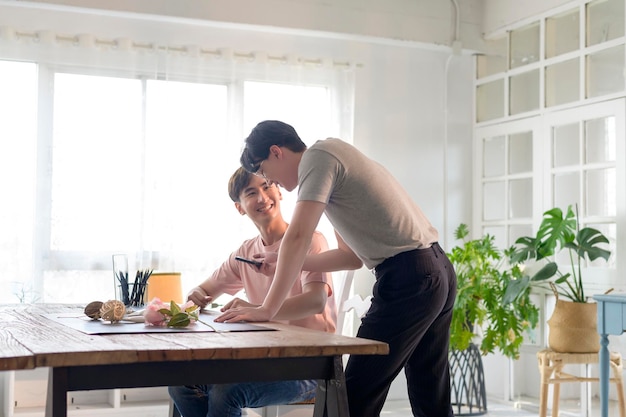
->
[504, 205, 611, 304]
[503, 205, 612, 353]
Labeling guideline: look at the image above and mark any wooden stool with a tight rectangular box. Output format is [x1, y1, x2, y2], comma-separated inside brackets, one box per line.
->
[537, 348, 626, 417]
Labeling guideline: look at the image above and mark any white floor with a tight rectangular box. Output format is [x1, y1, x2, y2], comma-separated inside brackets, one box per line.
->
[381, 398, 534, 417]
[246, 396, 622, 416]
[381, 396, 621, 416]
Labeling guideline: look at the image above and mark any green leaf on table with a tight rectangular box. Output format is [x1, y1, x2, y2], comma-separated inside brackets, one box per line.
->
[168, 313, 191, 327]
[169, 301, 181, 315]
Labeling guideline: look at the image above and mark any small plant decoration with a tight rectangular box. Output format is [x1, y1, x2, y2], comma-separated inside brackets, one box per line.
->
[144, 298, 217, 331]
[448, 224, 539, 359]
[505, 205, 611, 303]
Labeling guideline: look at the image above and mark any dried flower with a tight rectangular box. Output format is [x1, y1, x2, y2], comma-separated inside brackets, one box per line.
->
[100, 300, 126, 323]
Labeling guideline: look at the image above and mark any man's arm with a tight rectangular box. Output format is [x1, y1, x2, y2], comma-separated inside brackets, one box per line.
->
[187, 278, 225, 309]
[253, 230, 362, 275]
[221, 281, 328, 321]
[272, 281, 328, 320]
[215, 200, 326, 323]
[301, 232, 363, 272]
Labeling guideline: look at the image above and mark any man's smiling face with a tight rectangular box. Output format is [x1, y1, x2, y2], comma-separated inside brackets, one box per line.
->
[236, 174, 282, 222]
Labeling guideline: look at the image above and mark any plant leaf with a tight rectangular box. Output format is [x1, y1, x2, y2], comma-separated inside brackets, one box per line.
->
[529, 262, 558, 282]
[503, 276, 530, 304]
[572, 227, 611, 262]
[168, 313, 191, 327]
[554, 274, 570, 284]
[508, 236, 538, 264]
[535, 206, 576, 259]
[454, 223, 469, 240]
[169, 301, 181, 315]
[158, 308, 172, 317]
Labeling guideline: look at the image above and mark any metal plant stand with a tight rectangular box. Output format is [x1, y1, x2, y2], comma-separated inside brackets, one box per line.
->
[449, 343, 487, 415]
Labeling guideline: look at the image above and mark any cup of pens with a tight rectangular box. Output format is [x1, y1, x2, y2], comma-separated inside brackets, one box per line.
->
[112, 254, 152, 308]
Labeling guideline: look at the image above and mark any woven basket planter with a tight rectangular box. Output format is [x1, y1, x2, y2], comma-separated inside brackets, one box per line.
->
[547, 297, 600, 353]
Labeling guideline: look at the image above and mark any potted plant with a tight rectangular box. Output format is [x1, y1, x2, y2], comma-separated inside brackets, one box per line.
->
[447, 224, 539, 415]
[504, 205, 612, 353]
[448, 223, 539, 359]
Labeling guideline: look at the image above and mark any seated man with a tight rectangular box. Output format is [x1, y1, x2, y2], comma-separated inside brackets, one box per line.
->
[168, 167, 336, 417]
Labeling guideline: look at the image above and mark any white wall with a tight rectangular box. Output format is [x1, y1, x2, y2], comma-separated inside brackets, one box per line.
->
[10, 0, 487, 51]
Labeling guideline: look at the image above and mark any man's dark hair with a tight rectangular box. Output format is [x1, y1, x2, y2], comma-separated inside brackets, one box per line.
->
[227, 167, 253, 203]
[240, 120, 307, 173]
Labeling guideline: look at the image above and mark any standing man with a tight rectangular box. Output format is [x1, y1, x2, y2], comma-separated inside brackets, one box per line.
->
[169, 167, 337, 417]
[217, 120, 457, 417]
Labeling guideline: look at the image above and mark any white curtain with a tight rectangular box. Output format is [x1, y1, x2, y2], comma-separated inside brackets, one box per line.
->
[0, 24, 355, 303]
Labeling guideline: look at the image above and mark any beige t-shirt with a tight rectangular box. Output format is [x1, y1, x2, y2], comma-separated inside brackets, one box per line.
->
[298, 138, 439, 269]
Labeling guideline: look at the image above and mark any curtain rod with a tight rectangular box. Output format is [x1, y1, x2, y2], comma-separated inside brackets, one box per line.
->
[0, 26, 362, 69]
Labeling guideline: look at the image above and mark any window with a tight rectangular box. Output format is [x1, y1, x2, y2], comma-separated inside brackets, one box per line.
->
[0, 59, 350, 303]
[243, 80, 338, 244]
[476, 0, 626, 122]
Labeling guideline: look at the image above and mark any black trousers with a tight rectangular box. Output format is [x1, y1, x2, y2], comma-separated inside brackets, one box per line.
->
[345, 243, 457, 417]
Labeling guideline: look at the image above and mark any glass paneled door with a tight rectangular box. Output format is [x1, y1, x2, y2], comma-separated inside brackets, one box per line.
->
[542, 99, 624, 292]
[474, 117, 542, 250]
[475, 99, 624, 403]
[475, 116, 542, 403]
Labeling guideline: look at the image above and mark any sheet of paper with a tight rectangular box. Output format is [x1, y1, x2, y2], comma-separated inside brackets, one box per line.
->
[43, 312, 274, 335]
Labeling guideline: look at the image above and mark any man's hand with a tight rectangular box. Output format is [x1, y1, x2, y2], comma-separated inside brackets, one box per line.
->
[220, 297, 257, 311]
[186, 286, 212, 309]
[214, 305, 274, 323]
[252, 252, 277, 276]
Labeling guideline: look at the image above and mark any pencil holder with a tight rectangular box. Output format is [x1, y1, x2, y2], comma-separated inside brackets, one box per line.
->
[112, 254, 152, 307]
[116, 282, 148, 307]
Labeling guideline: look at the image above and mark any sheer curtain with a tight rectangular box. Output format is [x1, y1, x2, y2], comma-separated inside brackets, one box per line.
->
[0, 26, 355, 304]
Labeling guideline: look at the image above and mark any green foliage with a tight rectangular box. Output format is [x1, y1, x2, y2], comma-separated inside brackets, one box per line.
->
[159, 300, 202, 328]
[448, 224, 539, 359]
[506, 205, 611, 303]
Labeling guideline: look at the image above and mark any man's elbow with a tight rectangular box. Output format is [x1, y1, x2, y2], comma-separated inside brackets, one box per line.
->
[311, 293, 328, 314]
[347, 258, 363, 270]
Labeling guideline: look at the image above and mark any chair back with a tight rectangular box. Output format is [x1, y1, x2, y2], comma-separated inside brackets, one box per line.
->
[333, 269, 372, 336]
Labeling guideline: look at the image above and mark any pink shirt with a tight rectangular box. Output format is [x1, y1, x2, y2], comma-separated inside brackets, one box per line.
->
[208, 231, 337, 333]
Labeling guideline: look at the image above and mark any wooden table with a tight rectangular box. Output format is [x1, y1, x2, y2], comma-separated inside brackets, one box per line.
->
[594, 293, 626, 417]
[0, 304, 388, 417]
